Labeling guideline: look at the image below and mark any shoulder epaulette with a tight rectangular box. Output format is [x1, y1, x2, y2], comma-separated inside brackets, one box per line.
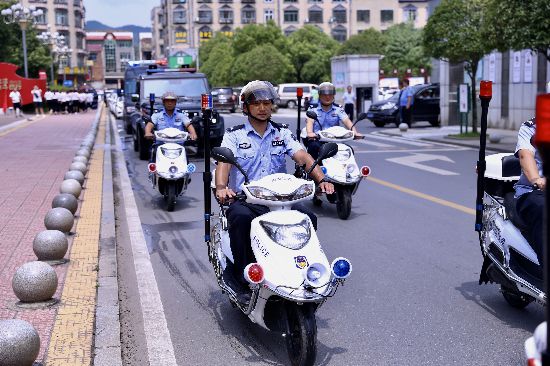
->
[523, 117, 536, 127]
[270, 121, 289, 131]
[333, 102, 341, 108]
[226, 124, 244, 132]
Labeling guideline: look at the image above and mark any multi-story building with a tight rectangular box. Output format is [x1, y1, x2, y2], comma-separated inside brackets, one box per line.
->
[153, 0, 432, 60]
[25, 0, 88, 84]
[86, 31, 135, 88]
[151, 6, 165, 59]
[139, 32, 153, 60]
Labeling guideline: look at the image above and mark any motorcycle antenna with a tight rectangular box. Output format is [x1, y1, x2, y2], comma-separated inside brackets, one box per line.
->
[534, 94, 550, 365]
[202, 93, 213, 244]
[475, 80, 492, 236]
[149, 93, 155, 117]
[296, 88, 303, 139]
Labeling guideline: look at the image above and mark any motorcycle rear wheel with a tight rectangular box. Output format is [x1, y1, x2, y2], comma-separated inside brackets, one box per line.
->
[284, 303, 317, 366]
[166, 182, 176, 212]
[336, 187, 352, 220]
[501, 286, 534, 309]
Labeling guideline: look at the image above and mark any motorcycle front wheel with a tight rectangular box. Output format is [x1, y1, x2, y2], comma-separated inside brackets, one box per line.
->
[336, 187, 352, 220]
[501, 286, 534, 309]
[166, 182, 177, 212]
[284, 303, 317, 366]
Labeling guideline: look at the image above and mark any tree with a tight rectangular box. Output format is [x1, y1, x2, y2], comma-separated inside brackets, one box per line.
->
[484, 0, 550, 62]
[287, 25, 338, 83]
[423, 0, 491, 133]
[381, 23, 430, 79]
[337, 28, 385, 56]
[199, 32, 232, 68]
[0, 2, 52, 78]
[232, 21, 289, 57]
[200, 42, 235, 86]
[230, 44, 295, 86]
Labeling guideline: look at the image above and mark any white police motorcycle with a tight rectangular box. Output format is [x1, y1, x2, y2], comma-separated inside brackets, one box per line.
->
[478, 152, 545, 308]
[208, 144, 352, 366]
[299, 110, 371, 220]
[147, 127, 195, 211]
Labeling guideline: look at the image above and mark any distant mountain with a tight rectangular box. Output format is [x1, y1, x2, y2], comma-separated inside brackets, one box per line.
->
[85, 21, 151, 43]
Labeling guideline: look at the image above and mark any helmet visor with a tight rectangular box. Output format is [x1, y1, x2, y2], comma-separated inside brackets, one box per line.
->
[245, 87, 278, 103]
[319, 89, 335, 96]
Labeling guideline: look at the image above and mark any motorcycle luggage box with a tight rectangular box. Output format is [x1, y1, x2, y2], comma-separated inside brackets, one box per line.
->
[484, 153, 520, 198]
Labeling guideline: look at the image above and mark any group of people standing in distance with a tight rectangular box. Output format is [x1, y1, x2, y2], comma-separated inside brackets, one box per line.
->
[8, 86, 95, 118]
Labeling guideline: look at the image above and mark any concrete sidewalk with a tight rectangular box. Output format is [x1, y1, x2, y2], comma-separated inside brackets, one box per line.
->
[0, 108, 113, 365]
[378, 125, 518, 153]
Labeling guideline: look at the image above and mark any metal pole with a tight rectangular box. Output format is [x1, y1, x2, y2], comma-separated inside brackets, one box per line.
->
[296, 88, 303, 139]
[201, 94, 212, 244]
[21, 27, 28, 78]
[475, 81, 492, 232]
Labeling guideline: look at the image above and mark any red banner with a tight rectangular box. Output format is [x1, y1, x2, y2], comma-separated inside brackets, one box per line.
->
[0, 63, 47, 112]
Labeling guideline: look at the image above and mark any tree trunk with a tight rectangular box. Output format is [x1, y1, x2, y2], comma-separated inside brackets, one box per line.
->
[469, 62, 478, 134]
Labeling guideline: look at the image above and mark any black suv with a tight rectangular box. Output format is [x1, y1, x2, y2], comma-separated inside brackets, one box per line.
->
[212, 87, 237, 113]
[367, 83, 440, 127]
[129, 70, 225, 160]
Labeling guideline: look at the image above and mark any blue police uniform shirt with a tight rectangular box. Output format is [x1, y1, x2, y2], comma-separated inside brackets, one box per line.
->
[151, 108, 190, 131]
[221, 121, 304, 192]
[399, 87, 414, 107]
[514, 119, 541, 198]
[309, 104, 349, 133]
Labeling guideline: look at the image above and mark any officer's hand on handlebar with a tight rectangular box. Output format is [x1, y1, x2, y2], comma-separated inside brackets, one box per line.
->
[319, 181, 335, 195]
[189, 132, 198, 141]
[353, 130, 364, 139]
[532, 177, 546, 191]
[307, 132, 318, 140]
[216, 187, 236, 204]
[145, 132, 154, 140]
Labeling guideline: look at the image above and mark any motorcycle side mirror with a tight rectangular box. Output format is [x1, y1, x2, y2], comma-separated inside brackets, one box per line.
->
[306, 110, 318, 121]
[191, 115, 202, 124]
[211, 147, 250, 184]
[352, 112, 368, 128]
[306, 142, 338, 176]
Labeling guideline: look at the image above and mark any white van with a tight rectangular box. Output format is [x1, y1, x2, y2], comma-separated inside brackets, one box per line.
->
[276, 83, 318, 109]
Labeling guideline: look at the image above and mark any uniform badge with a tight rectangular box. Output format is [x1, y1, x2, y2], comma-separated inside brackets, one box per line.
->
[331, 113, 337, 117]
[294, 256, 308, 269]
[272, 137, 285, 147]
[238, 142, 251, 149]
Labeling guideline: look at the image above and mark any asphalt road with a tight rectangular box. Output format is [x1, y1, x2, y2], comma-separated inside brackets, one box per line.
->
[116, 109, 542, 366]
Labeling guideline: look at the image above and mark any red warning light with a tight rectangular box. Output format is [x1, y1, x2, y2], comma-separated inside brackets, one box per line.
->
[296, 87, 303, 98]
[535, 94, 550, 144]
[479, 80, 492, 98]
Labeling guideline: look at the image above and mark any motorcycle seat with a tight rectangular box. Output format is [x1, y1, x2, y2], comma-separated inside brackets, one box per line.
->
[503, 192, 528, 231]
[501, 155, 521, 177]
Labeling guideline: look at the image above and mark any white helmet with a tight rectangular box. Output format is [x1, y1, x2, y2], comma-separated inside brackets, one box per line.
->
[240, 80, 278, 112]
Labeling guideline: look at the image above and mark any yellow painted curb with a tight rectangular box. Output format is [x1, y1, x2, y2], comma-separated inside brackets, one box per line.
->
[45, 109, 106, 366]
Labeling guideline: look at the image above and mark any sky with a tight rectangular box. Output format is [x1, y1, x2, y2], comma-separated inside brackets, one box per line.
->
[85, 0, 159, 28]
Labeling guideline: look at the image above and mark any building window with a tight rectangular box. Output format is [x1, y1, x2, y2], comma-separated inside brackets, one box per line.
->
[283, 0, 297, 3]
[331, 25, 346, 42]
[220, 25, 233, 37]
[198, 7, 213, 23]
[332, 6, 346, 23]
[241, 6, 256, 23]
[284, 7, 298, 23]
[88, 53, 97, 61]
[76, 34, 84, 49]
[199, 26, 212, 43]
[284, 26, 296, 36]
[308, 0, 322, 3]
[74, 10, 82, 28]
[35, 8, 47, 24]
[264, 9, 274, 22]
[175, 28, 187, 43]
[403, 5, 416, 22]
[104, 39, 116, 73]
[117, 40, 133, 48]
[219, 7, 233, 23]
[173, 6, 186, 23]
[332, 0, 346, 3]
[119, 52, 132, 72]
[357, 9, 369, 22]
[59, 31, 70, 46]
[55, 9, 68, 26]
[173, 0, 186, 3]
[381, 9, 393, 23]
[308, 6, 322, 23]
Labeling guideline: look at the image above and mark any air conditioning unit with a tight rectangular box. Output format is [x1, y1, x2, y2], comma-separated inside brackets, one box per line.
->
[195, 17, 200, 22]
[304, 18, 309, 23]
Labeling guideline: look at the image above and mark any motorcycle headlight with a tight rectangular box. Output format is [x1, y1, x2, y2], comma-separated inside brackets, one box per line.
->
[260, 219, 311, 250]
[380, 102, 396, 110]
[157, 133, 168, 139]
[341, 131, 354, 139]
[320, 131, 335, 139]
[334, 147, 352, 161]
[247, 184, 314, 201]
[175, 133, 187, 139]
[160, 147, 182, 159]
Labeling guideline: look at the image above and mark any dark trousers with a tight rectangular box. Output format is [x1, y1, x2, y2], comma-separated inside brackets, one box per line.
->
[516, 190, 544, 266]
[226, 201, 317, 283]
[400, 106, 412, 125]
[344, 103, 354, 121]
[303, 139, 323, 160]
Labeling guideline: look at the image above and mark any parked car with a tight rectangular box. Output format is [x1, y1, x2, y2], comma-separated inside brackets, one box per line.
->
[129, 70, 225, 160]
[212, 87, 237, 113]
[367, 83, 440, 127]
[275, 83, 317, 109]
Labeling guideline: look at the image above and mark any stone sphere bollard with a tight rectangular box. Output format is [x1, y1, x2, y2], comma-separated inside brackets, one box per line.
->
[33, 230, 68, 261]
[60, 179, 82, 198]
[399, 123, 409, 132]
[44, 207, 74, 233]
[12, 261, 58, 303]
[51, 193, 78, 214]
[69, 161, 87, 175]
[64, 170, 85, 185]
[489, 134, 501, 143]
[72, 155, 88, 165]
[76, 149, 91, 159]
[0, 319, 40, 366]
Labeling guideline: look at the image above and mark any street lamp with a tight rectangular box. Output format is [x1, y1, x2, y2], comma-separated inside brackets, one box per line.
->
[55, 44, 72, 85]
[37, 26, 65, 86]
[1, 3, 43, 78]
